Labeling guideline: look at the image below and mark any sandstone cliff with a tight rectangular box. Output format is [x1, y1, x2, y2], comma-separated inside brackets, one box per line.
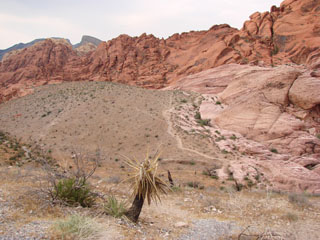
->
[0, 0, 320, 103]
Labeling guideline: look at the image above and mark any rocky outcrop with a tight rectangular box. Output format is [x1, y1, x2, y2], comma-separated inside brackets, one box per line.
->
[168, 63, 320, 193]
[0, 0, 320, 104]
[237, 0, 320, 66]
[0, 39, 83, 103]
[0, 38, 71, 61]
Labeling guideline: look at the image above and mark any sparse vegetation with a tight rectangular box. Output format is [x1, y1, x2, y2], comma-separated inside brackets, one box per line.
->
[171, 186, 182, 192]
[53, 177, 95, 207]
[193, 111, 211, 126]
[288, 193, 310, 208]
[189, 160, 196, 165]
[196, 118, 211, 127]
[230, 134, 237, 140]
[42, 151, 99, 207]
[1, 81, 320, 238]
[187, 181, 200, 188]
[270, 148, 278, 153]
[221, 149, 229, 154]
[194, 111, 201, 120]
[282, 212, 298, 222]
[53, 214, 101, 240]
[211, 175, 219, 180]
[104, 195, 127, 218]
[215, 135, 226, 142]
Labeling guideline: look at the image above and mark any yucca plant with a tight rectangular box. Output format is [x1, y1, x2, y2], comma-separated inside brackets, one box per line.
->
[123, 151, 169, 222]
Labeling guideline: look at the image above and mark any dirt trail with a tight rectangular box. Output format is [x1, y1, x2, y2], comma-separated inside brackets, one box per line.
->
[162, 94, 224, 163]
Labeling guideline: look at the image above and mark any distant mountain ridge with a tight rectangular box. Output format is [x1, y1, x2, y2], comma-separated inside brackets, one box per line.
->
[73, 35, 102, 49]
[0, 35, 101, 60]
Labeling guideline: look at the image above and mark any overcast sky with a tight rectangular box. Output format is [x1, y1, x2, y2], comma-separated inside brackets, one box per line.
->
[0, 0, 283, 49]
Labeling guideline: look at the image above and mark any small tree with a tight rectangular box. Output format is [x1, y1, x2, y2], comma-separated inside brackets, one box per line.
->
[123, 152, 169, 222]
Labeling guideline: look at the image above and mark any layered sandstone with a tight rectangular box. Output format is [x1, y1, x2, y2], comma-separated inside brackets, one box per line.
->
[168, 63, 320, 192]
[1, 0, 320, 103]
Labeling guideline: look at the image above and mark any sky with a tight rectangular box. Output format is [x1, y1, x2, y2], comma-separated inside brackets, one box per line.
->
[0, 0, 283, 49]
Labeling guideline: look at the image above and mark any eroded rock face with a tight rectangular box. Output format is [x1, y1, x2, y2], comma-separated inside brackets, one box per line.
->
[1, 0, 320, 103]
[170, 63, 320, 193]
[289, 73, 320, 109]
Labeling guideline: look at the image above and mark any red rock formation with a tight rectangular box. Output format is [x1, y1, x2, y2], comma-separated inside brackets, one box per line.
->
[0, 0, 320, 103]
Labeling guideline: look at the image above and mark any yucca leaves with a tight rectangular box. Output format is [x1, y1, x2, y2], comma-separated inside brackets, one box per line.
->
[123, 151, 169, 205]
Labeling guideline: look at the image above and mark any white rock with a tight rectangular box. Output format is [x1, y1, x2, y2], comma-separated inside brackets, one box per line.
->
[174, 222, 188, 228]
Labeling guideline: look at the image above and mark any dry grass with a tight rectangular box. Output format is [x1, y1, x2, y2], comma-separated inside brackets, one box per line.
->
[51, 214, 102, 240]
[104, 195, 127, 218]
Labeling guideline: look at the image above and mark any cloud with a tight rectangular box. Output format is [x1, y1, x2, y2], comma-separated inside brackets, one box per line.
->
[0, 13, 85, 48]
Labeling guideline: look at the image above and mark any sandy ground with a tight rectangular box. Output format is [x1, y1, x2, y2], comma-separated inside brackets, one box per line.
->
[0, 82, 320, 239]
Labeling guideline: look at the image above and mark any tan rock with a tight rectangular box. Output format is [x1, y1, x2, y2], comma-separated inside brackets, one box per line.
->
[289, 74, 320, 109]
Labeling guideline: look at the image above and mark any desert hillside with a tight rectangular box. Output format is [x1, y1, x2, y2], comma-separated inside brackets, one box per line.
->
[1, 82, 320, 239]
[0, 0, 320, 239]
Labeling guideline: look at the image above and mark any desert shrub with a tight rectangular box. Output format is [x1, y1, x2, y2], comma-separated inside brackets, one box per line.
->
[196, 118, 211, 127]
[189, 160, 196, 165]
[171, 186, 182, 192]
[288, 193, 310, 208]
[210, 175, 219, 180]
[282, 212, 298, 222]
[54, 178, 95, 207]
[230, 134, 237, 140]
[202, 167, 219, 180]
[53, 214, 101, 240]
[194, 111, 201, 120]
[215, 136, 226, 142]
[187, 181, 200, 188]
[227, 172, 235, 181]
[270, 148, 278, 153]
[221, 149, 229, 154]
[233, 183, 244, 191]
[42, 150, 100, 207]
[104, 195, 127, 218]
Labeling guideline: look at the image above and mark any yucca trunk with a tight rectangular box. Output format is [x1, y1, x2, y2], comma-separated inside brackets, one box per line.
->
[125, 194, 144, 222]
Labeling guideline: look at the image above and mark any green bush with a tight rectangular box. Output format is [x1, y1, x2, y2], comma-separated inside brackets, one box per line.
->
[187, 181, 200, 188]
[196, 119, 211, 127]
[230, 134, 237, 140]
[104, 195, 127, 218]
[194, 111, 201, 120]
[210, 175, 219, 180]
[54, 178, 95, 207]
[270, 148, 278, 153]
